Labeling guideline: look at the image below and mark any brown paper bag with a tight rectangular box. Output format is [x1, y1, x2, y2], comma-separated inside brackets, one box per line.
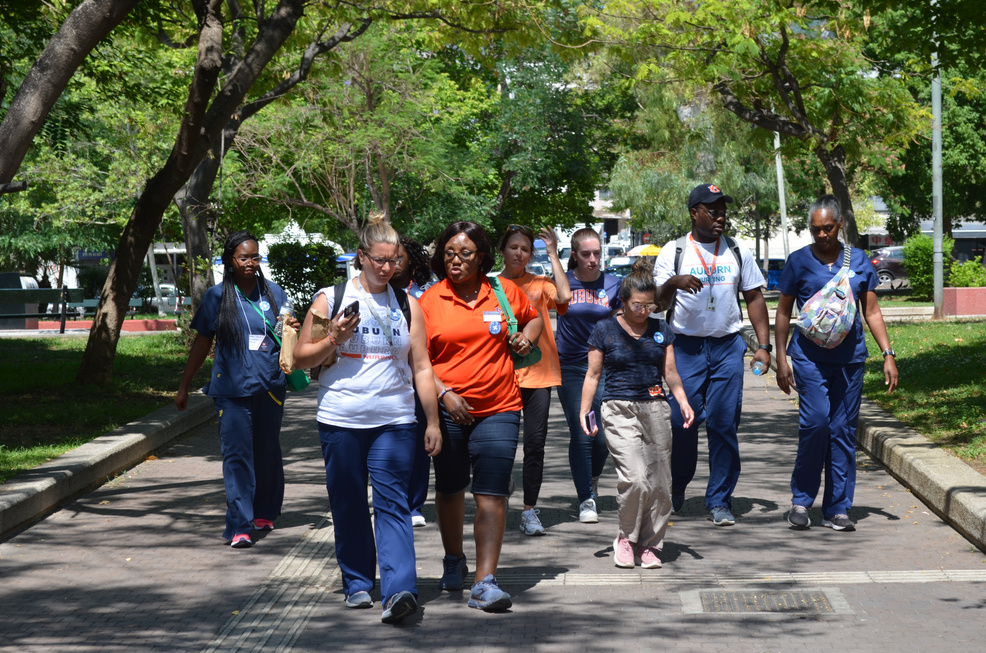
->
[279, 322, 299, 374]
[308, 307, 337, 370]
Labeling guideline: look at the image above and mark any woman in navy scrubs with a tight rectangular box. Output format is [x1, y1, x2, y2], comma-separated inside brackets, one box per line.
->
[175, 231, 298, 549]
[774, 195, 899, 532]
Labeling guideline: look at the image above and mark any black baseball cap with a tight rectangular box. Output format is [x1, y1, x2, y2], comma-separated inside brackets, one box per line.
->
[688, 183, 734, 209]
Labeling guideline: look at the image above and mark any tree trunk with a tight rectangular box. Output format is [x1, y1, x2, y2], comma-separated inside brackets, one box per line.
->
[174, 144, 221, 311]
[815, 144, 861, 247]
[0, 0, 140, 184]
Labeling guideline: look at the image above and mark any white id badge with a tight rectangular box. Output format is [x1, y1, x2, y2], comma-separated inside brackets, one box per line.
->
[483, 311, 501, 322]
[248, 334, 265, 350]
[706, 291, 717, 312]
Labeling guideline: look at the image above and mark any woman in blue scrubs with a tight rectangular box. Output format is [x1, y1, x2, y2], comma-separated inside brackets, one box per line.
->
[175, 231, 298, 549]
[774, 195, 899, 532]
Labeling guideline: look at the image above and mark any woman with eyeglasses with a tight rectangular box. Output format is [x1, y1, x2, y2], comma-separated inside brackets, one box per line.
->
[293, 220, 442, 625]
[555, 227, 623, 524]
[418, 221, 543, 612]
[496, 224, 571, 536]
[580, 259, 694, 569]
[175, 231, 299, 549]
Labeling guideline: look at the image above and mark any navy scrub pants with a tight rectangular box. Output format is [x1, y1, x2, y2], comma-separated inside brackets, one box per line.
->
[318, 421, 417, 603]
[214, 390, 286, 540]
[789, 352, 865, 518]
[668, 332, 746, 511]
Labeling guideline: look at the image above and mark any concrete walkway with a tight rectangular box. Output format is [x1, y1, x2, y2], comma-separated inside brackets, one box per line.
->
[2, 360, 986, 652]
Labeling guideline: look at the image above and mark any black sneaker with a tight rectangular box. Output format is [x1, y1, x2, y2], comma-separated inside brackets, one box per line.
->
[823, 514, 856, 531]
[440, 554, 468, 591]
[671, 491, 685, 514]
[787, 505, 810, 529]
[381, 591, 417, 624]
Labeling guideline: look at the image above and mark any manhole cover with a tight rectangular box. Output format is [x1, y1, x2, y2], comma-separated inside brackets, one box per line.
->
[700, 589, 834, 614]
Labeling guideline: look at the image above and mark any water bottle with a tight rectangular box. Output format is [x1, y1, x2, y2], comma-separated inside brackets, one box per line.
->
[274, 298, 293, 337]
[752, 360, 766, 376]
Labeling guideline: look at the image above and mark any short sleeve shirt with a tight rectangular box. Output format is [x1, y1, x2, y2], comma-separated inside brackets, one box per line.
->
[511, 273, 569, 388]
[588, 316, 675, 402]
[653, 235, 765, 337]
[779, 244, 878, 365]
[556, 271, 623, 364]
[419, 277, 539, 417]
[190, 281, 287, 398]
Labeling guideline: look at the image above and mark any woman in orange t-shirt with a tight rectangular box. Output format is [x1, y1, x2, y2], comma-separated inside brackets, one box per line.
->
[419, 221, 542, 613]
[497, 225, 571, 536]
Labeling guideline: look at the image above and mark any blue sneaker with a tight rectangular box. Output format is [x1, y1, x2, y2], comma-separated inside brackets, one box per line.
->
[709, 505, 735, 526]
[468, 574, 512, 612]
[381, 591, 417, 624]
[440, 554, 468, 591]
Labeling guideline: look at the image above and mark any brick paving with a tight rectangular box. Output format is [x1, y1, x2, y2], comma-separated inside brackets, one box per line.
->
[2, 356, 986, 652]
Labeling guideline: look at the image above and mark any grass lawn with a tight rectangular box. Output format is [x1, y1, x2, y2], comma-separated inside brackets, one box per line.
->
[0, 333, 209, 484]
[862, 320, 986, 462]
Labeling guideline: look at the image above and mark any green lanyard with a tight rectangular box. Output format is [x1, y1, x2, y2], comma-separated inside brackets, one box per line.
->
[236, 287, 281, 347]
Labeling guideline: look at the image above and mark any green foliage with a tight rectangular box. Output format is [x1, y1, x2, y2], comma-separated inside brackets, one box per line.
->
[266, 241, 343, 317]
[949, 257, 986, 288]
[76, 265, 109, 298]
[902, 234, 954, 299]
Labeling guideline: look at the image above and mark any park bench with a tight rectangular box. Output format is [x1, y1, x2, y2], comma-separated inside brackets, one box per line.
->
[0, 288, 86, 333]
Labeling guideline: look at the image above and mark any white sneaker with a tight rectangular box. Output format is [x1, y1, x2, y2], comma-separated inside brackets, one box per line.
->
[520, 508, 546, 536]
[579, 498, 599, 523]
[411, 514, 426, 528]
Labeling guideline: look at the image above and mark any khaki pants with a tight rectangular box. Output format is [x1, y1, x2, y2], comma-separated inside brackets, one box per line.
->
[600, 399, 673, 550]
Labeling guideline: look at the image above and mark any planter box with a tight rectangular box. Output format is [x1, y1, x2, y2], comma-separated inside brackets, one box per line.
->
[943, 287, 986, 317]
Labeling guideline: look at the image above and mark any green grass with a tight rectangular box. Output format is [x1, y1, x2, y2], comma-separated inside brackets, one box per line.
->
[862, 320, 986, 461]
[0, 333, 210, 484]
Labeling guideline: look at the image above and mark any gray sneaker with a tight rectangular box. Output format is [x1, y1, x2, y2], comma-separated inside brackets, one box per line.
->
[709, 505, 735, 526]
[579, 498, 599, 523]
[520, 508, 547, 536]
[345, 590, 373, 609]
[823, 514, 856, 531]
[788, 504, 810, 529]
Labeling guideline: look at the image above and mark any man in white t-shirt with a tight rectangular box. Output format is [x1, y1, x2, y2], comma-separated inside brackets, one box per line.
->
[653, 183, 771, 526]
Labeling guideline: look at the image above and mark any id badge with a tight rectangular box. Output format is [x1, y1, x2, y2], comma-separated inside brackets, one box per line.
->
[706, 291, 716, 312]
[248, 334, 264, 350]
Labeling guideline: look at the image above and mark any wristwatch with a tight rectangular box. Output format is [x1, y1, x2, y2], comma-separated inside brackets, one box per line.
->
[882, 349, 896, 358]
[758, 343, 772, 353]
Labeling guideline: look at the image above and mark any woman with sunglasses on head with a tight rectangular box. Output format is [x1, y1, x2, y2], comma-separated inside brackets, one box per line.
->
[389, 235, 435, 528]
[293, 220, 443, 625]
[580, 259, 693, 569]
[175, 230, 299, 550]
[497, 224, 571, 536]
[555, 227, 623, 524]
[418, 221, 542, 612]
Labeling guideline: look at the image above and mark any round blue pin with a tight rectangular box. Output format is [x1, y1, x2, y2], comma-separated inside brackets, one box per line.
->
[489, 321, 501, 335]
[654, 332, 665, 344]
[259, 300, 271, 311]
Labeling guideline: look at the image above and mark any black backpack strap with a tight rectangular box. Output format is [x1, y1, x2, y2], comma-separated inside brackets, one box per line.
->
[724, 236, 745, 312]
[329, 283, 347, 318]
[393, 287, 411, 327]
[665, 235, 688, 323]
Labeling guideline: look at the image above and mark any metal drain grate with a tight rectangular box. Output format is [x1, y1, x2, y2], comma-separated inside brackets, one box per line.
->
[700, 589, 834, 614]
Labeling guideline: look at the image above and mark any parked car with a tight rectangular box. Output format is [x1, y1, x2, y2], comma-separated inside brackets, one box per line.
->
[870, 246, 906, 285]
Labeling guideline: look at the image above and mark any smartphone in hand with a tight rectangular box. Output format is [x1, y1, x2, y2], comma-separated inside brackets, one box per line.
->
[584, 410, 597, 433]
[343, 300, 359, 318]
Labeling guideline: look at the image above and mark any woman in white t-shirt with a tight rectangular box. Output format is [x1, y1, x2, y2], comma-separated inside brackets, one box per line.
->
[293, 220, 441, 625]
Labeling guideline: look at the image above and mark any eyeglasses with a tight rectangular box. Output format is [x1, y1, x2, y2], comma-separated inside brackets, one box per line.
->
[363, 254, 403, 267]
[629, 302, 657, 313]
[506, 224, 534, 237]
[444, 249, 476, 262]
[701, 206, 728, 219]
[234, 255, 262, 263]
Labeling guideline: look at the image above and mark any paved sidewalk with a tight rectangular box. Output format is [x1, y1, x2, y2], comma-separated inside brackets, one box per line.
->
[3, 361, 986, 652]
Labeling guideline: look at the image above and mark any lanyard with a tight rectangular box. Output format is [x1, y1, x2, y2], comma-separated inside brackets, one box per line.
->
[236, 287, 279, 345]
[689, 234, 721, 282]
[354, 277, 410, 384]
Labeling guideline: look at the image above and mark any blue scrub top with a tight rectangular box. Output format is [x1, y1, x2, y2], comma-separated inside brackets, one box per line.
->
[778, 245, 878, 365]
[556, 271, 623, 364]
[588, 316, 675, 403]
[190, 280, 288, 397]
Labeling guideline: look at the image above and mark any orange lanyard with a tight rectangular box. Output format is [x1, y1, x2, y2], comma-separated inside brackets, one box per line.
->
[689, 234, 720, 282]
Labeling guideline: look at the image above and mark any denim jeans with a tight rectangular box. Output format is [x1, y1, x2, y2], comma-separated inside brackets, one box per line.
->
[557, 359, 608, 503]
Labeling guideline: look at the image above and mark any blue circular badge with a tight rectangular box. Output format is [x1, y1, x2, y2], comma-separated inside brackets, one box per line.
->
[848, 270, 857, 278]
[653, 332, 665, 344]
[489, 321, 502, 335]
[259, 300, 271, 311]
[597, 289, 607, 299]
[390, 307, 402, 322]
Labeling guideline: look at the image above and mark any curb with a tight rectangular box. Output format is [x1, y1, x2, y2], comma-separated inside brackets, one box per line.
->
[0, 394, 214, 540]
[740, 325, 986, 552]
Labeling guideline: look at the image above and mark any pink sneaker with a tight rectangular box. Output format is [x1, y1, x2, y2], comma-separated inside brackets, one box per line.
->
[613, 536, 635, 568]
[638, 546, 663, 569]
[230, 533, 253, 549]
[253, 518, 274, 531]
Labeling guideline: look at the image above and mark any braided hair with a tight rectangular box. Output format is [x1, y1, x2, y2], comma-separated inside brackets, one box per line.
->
[216, 230, 277, 356]
[400, 235, 432, 288]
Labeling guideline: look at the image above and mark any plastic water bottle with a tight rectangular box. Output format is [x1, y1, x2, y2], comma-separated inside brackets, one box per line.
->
[274, 298, 293, 337]
[752, 360, 766, 376]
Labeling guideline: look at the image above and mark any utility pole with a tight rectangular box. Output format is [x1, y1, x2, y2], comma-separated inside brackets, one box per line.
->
[774, 131, 790, 259]
[932, 35, 944, 318]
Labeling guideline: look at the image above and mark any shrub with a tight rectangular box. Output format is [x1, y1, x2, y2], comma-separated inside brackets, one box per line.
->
[902, 234, 954, 299]
[267, 241, 343, 318]
[949, 256, 986, 288]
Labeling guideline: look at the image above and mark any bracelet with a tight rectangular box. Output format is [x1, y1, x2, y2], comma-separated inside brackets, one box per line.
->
[438, 387, 451, 400]
[327, 333, 338, 346]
